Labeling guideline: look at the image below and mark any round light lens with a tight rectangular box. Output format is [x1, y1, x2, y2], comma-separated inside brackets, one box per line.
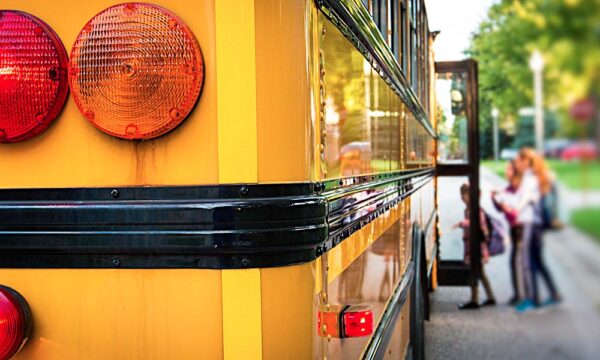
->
[69, 3, 204, 140]
[0, 286, 32, 360]
[0, 11, 69, 143]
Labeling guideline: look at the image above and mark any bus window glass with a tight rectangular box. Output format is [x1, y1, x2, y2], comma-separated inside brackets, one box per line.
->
[391, 0, 399, 60]
[322, 20, 371, 178]
[377, 0, 388, 43]
[436, 72, 469, 164]
[401, 1, 407, 71]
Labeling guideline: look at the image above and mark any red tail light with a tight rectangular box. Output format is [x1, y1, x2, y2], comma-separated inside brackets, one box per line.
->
[342, 305, 374, 338]
[317, 304, 374, 338]
[0, 286, 32, 360]
[68, 3, 204, 140]
[0, 11, 69, 143]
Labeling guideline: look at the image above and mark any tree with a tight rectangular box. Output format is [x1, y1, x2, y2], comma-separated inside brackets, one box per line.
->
[468, 0, 600, 142]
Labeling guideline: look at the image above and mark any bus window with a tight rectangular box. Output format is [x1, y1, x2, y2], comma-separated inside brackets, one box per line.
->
[361, 0, 370, 12]
[410, 0, 418, 89]
[401, 1, 408, 71]
[373, 0, 388, 43]
[391, 0, 399, 61]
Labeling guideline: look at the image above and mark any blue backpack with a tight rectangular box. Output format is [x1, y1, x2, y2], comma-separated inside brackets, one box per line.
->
[484, 211, 506, 256]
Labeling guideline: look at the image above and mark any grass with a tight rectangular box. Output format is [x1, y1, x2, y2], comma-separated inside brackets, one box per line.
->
[545, 160, 600, 190]
[571, 208, 600, 243]
[482, 159, 600, 190]
[481, 160, 507, 178]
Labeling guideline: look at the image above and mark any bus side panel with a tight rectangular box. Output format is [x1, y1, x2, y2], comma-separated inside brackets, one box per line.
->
[254, 0, 314, 183]
[2, 269, 223, 360]
[382, 296, 411, 358]
[260, 262, 316, 359]
[319, 198, 413, 358]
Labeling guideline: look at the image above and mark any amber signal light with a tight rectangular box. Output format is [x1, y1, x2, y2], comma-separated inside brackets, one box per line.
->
[68, 2, 204, 140]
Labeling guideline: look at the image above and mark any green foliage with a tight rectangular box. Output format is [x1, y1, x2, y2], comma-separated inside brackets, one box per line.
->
[513, 110, 559, 149]
[468, 0, 600, 138]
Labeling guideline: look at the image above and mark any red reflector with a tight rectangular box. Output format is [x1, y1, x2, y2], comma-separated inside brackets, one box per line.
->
[342, 305, 374, 338]
[317, 304, 373, 338]
[0, 11, 69, 143]
[0, 286, 32, 360]
[68, 3, 204, 140]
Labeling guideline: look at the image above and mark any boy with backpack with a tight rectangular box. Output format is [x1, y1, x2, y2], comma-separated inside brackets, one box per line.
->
[453, 183, 497, 310]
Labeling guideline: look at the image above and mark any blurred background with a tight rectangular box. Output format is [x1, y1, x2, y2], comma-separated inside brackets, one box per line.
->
[425, 0, 600, 359]
[429, 0, 600, 246]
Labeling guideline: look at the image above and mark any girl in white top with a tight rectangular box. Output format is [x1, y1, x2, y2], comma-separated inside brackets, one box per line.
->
[513, 148, 560, 312]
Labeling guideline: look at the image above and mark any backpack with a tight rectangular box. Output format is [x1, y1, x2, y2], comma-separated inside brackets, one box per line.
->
[484, 211, 506, 256]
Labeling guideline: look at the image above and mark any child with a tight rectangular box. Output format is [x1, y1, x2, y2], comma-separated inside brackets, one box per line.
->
[492, 160, 524, 305]
[454, 183, 496, 310]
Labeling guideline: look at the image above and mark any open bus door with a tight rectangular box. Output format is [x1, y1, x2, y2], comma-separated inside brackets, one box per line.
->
[434, 59, 481, 286]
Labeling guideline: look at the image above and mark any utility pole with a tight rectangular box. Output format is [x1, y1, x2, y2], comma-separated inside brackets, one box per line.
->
[529, 50, 545, 155]
[492, 107, 499, 161]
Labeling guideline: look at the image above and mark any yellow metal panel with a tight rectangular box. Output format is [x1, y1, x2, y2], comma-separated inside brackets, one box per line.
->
[215, 0, 257, 183]
[326, 203, 402, 286]
[260, 263, 315, 359]
[0, 0, 218, 188]
[0, 269, 223, 360]
[254, 0, 313, 182]
[221, 269, 263, 360]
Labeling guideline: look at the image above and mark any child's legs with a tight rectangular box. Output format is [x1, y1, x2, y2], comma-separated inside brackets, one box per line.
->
[480, 265, 495, 301]
[520, 223, 534, 300]
[470, 266, 494, 303]
[470, 284, 478, 303]
[510, 226, 523, 298]
[531, 228, 559, 299]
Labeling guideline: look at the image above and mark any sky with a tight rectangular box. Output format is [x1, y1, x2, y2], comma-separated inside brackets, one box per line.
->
[424, 0, 497, 61]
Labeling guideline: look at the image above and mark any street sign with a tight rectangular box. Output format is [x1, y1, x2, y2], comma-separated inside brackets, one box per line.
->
[570, 98, 596, 122]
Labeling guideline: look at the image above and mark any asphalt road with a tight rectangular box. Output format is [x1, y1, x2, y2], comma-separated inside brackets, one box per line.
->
[425, 168, 600, 360]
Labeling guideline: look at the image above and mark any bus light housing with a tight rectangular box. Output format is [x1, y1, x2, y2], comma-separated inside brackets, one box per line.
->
[317, 304, 373, 338]
[0, 11, 69, 143]
[69, 3, 204, 140]
[342, 305, 374, 338]
[0, 286, 32, 360]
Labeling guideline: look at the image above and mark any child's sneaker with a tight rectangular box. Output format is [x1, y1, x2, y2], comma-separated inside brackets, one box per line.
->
[458, 301, 480, 310]
[507, 296, 521, 306]
[481, 299, 496, 307]
[515, 299, 536, 313]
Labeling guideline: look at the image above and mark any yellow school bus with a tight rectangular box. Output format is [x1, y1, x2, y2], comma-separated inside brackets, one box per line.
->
[0, 0, 441, 359]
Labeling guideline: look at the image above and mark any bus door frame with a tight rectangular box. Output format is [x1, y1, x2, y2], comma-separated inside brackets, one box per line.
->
[434, 59, 481, 286]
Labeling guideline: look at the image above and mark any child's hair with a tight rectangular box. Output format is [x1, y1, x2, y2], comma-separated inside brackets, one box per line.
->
[519, 147, 551, 194]
[508, 160, 522, 188]
[460, 182, 469, 196]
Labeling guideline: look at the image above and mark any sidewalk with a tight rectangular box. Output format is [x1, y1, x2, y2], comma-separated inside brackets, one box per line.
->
[559, 185, 600, 210]
[557, 184, 600, 223]
[425, 167, 600, 360]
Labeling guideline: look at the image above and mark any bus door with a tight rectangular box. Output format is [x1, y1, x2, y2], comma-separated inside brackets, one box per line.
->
[434, 59, 481, 286]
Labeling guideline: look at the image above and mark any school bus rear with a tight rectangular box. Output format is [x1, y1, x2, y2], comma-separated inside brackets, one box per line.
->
[0, 0, 436, 359]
